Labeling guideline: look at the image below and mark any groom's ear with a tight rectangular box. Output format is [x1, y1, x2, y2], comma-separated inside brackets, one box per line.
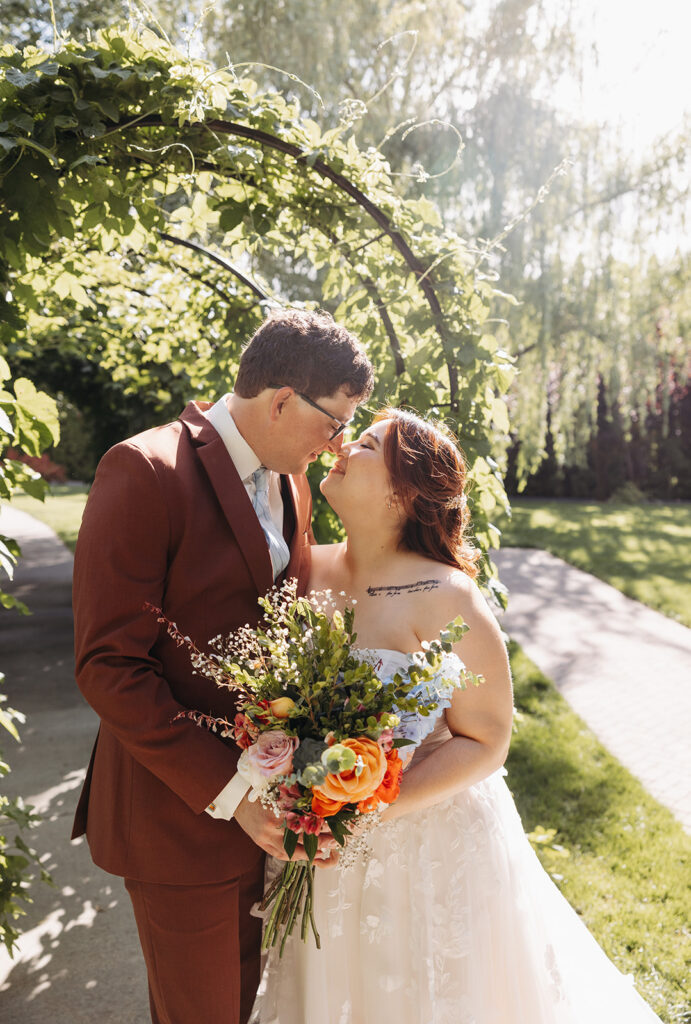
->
[269, 386, 293, 422]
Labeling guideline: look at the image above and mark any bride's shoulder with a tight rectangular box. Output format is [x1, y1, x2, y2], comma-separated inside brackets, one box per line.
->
[416, 564, 496, 637]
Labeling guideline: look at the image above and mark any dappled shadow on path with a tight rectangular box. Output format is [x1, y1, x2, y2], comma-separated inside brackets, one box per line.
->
[495, 547, 691, 678]
[0, 765, 149, 1024]
[0, 523, 149, 1023]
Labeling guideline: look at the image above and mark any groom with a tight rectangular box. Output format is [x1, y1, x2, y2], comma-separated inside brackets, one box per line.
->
[71, 309, 374, 1024]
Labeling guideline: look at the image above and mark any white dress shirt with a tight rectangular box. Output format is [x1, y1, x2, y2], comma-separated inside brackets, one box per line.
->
[203, 393, 285, 820]
[205, 393, 284, 536]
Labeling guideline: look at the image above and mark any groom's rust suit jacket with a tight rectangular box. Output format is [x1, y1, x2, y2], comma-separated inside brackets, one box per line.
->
[71, 401, 313, 884]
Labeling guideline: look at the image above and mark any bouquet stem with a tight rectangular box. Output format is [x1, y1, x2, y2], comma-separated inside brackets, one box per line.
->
[261, 861, 321, 956]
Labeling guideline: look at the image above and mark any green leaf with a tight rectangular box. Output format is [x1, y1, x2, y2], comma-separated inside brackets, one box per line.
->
[0, 709, 20, 742]
[12, 378, 60, 447]
[218, 200, 250, 233]
[302, 832, 318, 863]
[283, 827, 298, 860]
[4, 67, 37, 89]
[327, 819, 347, 846]
[68, 154, 104, 171]
[0, 592, 30, 614]
[9, 113, 33, 133]
[17, 475, 47, 500]
[92, 96, 120, 122]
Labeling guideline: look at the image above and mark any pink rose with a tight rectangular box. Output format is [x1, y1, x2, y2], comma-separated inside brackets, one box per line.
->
[240, 731, 299, 790]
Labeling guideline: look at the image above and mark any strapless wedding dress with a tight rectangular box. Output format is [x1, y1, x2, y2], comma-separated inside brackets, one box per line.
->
[250, 648, 662, 1023]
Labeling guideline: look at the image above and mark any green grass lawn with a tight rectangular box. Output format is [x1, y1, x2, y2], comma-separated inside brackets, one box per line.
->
[508, 643, 690, 1022]
[8, 483, 89, 552]
[495, 499, 691, 628]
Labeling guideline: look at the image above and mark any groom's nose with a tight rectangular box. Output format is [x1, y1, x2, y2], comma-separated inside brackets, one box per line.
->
[326, 432, 346, 454]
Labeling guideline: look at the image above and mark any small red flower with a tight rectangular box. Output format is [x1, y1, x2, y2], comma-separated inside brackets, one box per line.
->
[285, 811, 303, 833]
[277, 783, 301, 812]
[233, 712, 258, 750]
[299, 812, 325, 835]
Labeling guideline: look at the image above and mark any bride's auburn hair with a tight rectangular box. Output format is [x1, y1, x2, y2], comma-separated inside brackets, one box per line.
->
[374, 408, 480, 579]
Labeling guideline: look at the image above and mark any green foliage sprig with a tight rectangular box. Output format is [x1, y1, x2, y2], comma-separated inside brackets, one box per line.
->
[0, 354, 59, 612]
[0, 357, 58, 957]
[207, 583, 475, 743]
[0, 675, 52, 957]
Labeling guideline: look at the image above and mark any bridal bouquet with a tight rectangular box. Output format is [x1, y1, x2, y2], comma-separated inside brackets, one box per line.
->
[148, 578, 479, 956]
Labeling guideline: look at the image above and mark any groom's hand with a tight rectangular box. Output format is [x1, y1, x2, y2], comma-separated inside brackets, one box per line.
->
[234, 792, 300, 859]
[234, 793, 339, 864]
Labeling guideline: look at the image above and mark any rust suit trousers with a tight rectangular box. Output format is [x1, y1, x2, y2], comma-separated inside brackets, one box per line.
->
[125, 857, 265, 1024]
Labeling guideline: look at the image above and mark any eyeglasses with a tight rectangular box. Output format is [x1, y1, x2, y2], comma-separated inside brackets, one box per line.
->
[272, 386, 350, 440]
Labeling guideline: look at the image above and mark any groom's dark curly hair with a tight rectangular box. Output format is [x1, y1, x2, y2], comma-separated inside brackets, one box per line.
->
[234, 309, 374, 401]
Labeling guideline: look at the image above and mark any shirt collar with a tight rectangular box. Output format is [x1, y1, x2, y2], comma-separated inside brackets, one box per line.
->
[204, 393, 262, 483]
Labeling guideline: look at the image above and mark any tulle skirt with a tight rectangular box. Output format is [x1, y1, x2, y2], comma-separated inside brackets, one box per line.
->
[250, 770, 661, 1024]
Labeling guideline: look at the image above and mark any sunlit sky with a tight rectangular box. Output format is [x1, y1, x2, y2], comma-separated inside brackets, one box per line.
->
[554, 0, 690, 156]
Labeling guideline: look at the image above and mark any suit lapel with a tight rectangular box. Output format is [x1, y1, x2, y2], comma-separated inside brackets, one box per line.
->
[282, 474, 300, 578]
[180, 402, 273, 597]
[283, 473, 311, 591]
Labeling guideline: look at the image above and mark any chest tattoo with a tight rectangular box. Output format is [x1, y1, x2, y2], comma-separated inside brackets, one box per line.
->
[366, 578, 440, 597]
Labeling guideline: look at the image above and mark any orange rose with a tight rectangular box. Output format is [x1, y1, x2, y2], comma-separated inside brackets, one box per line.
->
[311, 791, 346, 817]
[375, 748, 404, 804]
[313, 736, 387, 807]
[357, 749, 404, 812]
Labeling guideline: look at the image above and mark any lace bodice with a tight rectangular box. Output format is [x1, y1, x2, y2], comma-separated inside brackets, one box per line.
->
[354, 647, 464, 765]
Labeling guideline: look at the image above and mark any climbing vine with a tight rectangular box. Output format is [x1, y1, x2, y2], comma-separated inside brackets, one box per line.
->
[0, 26, 514, 584]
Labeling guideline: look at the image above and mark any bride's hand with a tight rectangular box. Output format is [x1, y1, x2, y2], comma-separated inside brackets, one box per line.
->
[312, 835, 341, 869]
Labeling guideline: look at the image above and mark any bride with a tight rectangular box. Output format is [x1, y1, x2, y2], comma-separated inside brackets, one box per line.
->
[251, 407, 662, 1023]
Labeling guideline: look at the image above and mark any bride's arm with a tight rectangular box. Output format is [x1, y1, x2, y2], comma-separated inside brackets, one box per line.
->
[380, 575, 514, 821]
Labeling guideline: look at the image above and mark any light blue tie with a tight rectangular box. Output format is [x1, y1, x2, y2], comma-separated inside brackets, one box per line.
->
[250, 467, 290, 580]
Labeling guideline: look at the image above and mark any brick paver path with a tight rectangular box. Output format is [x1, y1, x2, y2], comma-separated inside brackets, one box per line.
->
[492, 547, 691, 833]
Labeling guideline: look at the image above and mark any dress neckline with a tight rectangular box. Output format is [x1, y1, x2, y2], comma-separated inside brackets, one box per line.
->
[353, 646, 418, 658]
[354, 646, 463, 665]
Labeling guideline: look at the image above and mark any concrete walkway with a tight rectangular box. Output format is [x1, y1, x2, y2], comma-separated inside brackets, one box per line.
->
[0, 507, 149, 1023]
[0, 508, 690, 1023]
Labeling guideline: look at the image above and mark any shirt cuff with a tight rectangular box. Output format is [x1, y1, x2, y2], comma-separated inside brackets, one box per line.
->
[205, 772, 251, 820]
